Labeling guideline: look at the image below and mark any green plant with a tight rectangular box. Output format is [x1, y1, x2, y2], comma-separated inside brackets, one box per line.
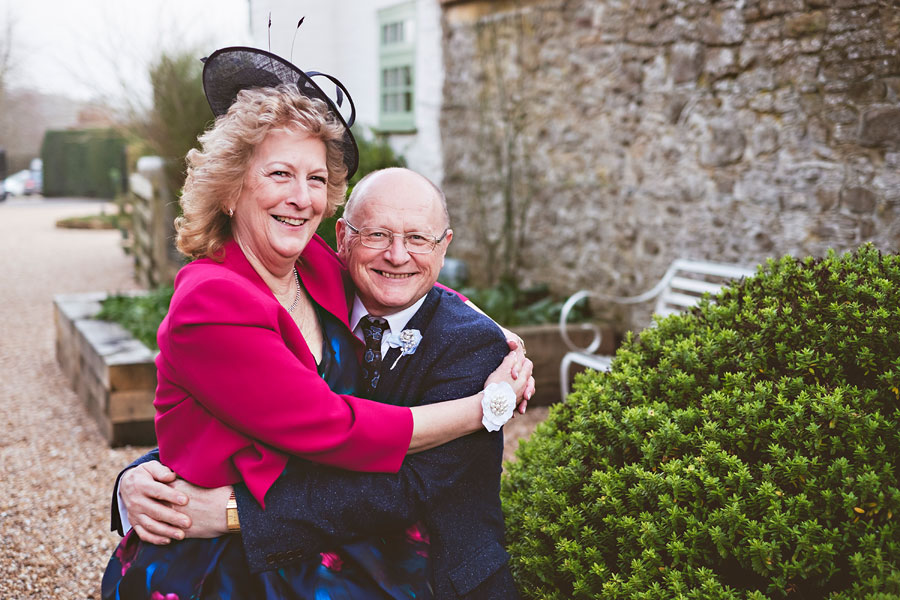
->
[457, 281, 589, 326]
[465, 4, 540, 287]
[128, 48, 212, 201]
[96, 287, 174, 350]
[349, 126, 407, 187]
[55, 212, 126, 230]
[502, 245, 900, 599]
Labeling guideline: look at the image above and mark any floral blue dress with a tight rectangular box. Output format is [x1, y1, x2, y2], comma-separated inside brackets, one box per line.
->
[102, 305, 432, 600]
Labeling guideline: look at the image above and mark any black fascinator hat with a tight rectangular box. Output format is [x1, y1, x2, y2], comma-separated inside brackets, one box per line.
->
[202, 46, 359, 179]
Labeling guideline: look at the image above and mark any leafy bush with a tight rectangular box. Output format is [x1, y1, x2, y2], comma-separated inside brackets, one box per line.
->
[96, 287, 174, 350]
[502, 245, 900, 599]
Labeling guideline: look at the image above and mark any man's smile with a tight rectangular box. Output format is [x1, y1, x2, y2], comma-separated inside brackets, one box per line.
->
[374, 269, 416, 279]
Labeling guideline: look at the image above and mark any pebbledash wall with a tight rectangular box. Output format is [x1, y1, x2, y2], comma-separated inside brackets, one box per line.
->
[439, 0, 900, 311]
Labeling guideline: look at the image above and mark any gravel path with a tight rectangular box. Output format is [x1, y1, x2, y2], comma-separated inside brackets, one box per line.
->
[0, 198, 149, 598]
[0, 196, 549, 598]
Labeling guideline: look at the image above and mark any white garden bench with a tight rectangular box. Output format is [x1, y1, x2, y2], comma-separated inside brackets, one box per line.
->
[558, 258, 757, 399]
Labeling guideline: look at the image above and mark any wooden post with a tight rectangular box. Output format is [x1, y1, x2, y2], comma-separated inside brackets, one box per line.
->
[128, 156, 182, 287]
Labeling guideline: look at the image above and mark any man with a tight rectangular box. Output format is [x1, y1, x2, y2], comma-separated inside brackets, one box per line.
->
[113, 168, 526, 598]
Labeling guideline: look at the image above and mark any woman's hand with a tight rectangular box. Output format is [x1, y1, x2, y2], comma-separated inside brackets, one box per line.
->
[120, 461, 190, 545]
[466, 303, 533, 411]
[484, 349, 535, 415]
[499, 330, 532, 414]
[499, 325, 527, 358]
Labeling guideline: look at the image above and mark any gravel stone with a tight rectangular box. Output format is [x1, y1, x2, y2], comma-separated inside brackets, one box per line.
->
[0, 198, 149, 598]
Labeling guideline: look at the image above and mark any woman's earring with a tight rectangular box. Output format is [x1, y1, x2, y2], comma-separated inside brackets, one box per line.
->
[227, 207, 234, 217]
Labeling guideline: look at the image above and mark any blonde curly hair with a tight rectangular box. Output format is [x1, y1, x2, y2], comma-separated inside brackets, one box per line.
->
[176, 84, 350, 260]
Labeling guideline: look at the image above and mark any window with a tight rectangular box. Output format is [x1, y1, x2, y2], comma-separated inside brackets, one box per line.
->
[382, 21, 405, 45]
[378, 2, 416, 132]
[382, 66, 413, 113]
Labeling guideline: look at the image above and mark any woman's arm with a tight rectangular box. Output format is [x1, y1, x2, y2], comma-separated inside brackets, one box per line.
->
[433, 275, 530, 406]
[159, 275, 530, 469]
[407, 350, 530, 452]
[464, 299, 531, 414]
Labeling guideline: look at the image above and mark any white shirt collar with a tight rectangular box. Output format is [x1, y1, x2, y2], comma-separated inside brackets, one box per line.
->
[349, 293, 428, 341]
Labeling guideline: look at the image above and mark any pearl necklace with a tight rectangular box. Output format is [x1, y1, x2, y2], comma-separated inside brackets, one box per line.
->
[287, 268, 301, 313]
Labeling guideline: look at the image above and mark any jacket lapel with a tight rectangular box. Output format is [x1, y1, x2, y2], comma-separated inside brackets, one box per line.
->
[296, 235, 353, 329]
[377, 287, 442, 406]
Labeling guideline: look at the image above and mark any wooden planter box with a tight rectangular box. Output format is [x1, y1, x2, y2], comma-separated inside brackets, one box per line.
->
[513, 323, 617, 406]
[54, 292, 157, 447]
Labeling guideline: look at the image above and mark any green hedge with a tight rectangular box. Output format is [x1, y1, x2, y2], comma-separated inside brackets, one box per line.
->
[502, 245, 900, 599]
[42, 129, 126, 198]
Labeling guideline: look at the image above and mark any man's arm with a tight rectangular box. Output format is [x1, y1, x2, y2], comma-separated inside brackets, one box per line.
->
[234, 329, 509, 572]
[236, 427, 501, 568]
[114, 341, 528, 539]
[118, 419, 497, 548]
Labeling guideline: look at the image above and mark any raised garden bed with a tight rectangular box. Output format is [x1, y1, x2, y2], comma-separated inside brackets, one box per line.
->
[54, 292, 157, 447]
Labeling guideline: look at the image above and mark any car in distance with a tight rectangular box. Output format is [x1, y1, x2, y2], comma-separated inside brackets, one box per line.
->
[3, 170, 38, 196]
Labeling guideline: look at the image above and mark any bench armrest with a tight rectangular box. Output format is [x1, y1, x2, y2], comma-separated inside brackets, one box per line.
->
[559, 291, 604, 354]
[558, 279, 672, 354]
[560, 260, 756, 355]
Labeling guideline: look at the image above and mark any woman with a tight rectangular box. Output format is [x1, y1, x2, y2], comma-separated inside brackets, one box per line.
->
[102, 47, 530, 599]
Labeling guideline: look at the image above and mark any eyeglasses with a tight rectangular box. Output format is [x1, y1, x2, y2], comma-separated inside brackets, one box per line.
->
[345, 221, 449, 254]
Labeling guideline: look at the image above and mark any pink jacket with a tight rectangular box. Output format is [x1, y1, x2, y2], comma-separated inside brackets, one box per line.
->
[153, 237, 414, 507]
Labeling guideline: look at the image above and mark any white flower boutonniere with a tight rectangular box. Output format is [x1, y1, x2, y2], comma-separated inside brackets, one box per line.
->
[386, 328, 423, 370]
[481, 381, 515, 432]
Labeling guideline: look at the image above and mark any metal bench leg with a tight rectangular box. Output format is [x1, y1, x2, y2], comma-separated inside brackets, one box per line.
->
[560, 354, 573, 401]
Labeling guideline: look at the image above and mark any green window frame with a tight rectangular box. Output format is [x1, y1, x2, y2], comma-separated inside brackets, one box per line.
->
[378, 1, 416, 132]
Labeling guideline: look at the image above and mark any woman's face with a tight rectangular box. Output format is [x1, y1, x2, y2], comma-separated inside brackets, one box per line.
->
[231, 127, 329, 274]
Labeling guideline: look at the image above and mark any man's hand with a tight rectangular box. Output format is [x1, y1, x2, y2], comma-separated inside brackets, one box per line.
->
[169, 479, 233, 538]
[120, 461, 234, 543]
[120, 461, 190, 545]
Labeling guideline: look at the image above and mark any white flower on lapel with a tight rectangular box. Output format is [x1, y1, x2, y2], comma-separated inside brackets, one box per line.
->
[386, 329, 423, 370]
[481, 382, 515, 431]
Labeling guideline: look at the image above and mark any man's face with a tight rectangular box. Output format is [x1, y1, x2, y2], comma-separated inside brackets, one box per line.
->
[337, 171, 452, 317]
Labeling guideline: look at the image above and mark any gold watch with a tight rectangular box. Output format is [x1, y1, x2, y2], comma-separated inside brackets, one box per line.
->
[226, 490, 241, 532]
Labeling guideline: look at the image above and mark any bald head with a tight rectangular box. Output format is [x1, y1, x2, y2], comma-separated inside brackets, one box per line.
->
[344, 168, 449, 229]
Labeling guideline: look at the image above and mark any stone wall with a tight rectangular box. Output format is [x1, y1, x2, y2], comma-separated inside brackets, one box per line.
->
[440, 0, 900, 325]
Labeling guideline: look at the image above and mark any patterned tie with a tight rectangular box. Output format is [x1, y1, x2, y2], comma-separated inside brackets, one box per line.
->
[360, 316, 387, 395]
